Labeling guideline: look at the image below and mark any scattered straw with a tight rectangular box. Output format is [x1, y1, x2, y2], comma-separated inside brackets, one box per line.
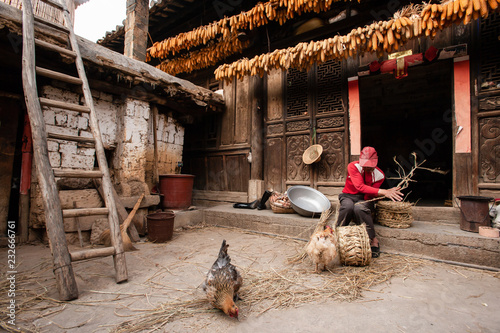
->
[110, 253, 423, 332]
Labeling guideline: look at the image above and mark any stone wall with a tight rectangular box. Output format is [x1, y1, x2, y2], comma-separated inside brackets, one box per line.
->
[30, 86, 185, 235]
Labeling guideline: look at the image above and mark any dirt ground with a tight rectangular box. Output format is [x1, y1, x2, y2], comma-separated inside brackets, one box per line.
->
[1, 225, 500, 333]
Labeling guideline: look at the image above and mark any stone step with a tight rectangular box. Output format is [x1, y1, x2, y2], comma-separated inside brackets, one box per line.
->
[195, 204, 499, 269]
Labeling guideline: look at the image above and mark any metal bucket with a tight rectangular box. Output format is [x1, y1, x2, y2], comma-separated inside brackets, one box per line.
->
[147, 211, 175, 242]
[456, 196, 493, 232]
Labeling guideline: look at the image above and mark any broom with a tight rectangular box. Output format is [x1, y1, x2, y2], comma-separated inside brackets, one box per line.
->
[100, 193, 145, 252]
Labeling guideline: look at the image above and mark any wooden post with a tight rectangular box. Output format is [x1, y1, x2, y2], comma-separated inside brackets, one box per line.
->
[152, 105, 159, 185]
[19, 111, 32, 243]
[21, 0, 78, 301]
[250, 76, 264, 180]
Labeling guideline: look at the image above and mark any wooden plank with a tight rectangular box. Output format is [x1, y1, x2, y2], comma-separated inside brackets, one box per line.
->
[35, 38, 76, 58]
[478, 183, 500, 190]
[22, 0, 78, 301]
[192, 190, 247, 202]
[36, 66, 82, 85]
[70, 247, 115, 262]
[40, 97, 90, 113]
[53, 169, 102, 178]
[39, 0, 64, 11]
[235, 76, 251, 144]
[250, 76, 263, 180]
[62, 207, 109, 218]
[221, 80, 235, 145]
[33, 15, 69, 33]
[454, 153, 473, 197]
[47, 131, 95, 144]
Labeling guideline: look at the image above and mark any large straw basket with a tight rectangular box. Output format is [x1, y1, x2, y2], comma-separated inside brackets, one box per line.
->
[336, 224, 371, 266]
[270, 191, 295, 214]
[376, 201, 413, 228]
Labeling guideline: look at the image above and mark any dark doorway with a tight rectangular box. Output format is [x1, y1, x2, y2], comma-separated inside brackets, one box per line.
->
[359, 60, 453, 206]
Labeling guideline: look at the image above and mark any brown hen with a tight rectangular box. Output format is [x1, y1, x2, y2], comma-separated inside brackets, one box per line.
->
[306, 225, 338, 273]
[202, 240, 242, 319]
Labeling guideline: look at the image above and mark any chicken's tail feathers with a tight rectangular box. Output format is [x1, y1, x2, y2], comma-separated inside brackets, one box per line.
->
[216, 239, 231, 266]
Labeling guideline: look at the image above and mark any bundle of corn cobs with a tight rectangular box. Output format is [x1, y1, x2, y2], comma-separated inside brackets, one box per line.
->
[147, 0, 355, 75]
[214, 0, 499, 82]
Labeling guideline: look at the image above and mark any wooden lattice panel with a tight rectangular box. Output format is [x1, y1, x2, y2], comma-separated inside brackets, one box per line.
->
[286, 68, 308, 118]
[479, 117, 500, 183]
[286, 135, 310, 182]
[480, 12, 500, 91]
[317, 132, 345, 182]
[317, 60, 343, 113]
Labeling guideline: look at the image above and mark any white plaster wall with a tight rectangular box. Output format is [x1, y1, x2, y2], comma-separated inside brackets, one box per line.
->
[41, 86, 119, 170]
[113, 98, 150, 196]
[155, 112, 184, 175]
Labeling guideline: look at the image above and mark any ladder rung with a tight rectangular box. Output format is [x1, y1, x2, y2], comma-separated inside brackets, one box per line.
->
[40, 97, 90, 113]
[39, 0, 64, 11]
[36, 67, 82, 85]
[53, 169, 103, 178]
[35, 39, 76, 58]
[34, 15, 69, 33]
[47, 132, 95, 144]
[70, 247, 116, 262]
[63, 207, 109, 218]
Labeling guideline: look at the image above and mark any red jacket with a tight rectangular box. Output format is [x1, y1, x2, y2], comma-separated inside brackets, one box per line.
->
[342, 161, 385, 200]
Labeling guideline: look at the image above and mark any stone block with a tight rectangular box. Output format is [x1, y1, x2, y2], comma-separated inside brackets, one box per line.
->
[48, 151, 61, 167]
[55, 113, 68, 126]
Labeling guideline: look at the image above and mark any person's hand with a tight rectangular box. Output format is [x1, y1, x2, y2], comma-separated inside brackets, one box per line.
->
[379, 187, 403, 202]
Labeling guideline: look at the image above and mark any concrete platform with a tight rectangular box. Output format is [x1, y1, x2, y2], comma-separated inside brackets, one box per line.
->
[174, 204, 500, 269]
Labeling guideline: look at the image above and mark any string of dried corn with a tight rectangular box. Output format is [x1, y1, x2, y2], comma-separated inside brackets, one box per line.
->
[147, 0, 357, 60]
[214, 0, 500, 82]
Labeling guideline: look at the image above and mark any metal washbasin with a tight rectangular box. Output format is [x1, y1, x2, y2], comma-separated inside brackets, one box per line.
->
[287, 185, 331, 217]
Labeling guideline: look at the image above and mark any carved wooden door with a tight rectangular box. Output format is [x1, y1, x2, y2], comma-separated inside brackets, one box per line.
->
[265, 60, 348, 192]
[478, 12, 500, 192]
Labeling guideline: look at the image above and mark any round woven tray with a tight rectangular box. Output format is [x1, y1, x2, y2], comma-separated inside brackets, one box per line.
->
[336, 224, 371, 266]
[376, 201, 413, 229]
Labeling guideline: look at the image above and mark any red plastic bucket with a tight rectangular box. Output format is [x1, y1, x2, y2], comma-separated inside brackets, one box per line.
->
[159, 174, 195, 209]
[457, 196, 493, 232]
[147, 211, 175, 242]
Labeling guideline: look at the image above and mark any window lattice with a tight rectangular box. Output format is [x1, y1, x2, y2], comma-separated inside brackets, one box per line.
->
[286, 68, 308, 118]
[480, 12, 500, 91]
[317, 60, 343, 113]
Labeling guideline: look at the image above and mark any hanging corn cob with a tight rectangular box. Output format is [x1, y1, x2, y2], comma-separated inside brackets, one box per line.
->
[215, 0, 500, 83]
[148, 0, 359, 61]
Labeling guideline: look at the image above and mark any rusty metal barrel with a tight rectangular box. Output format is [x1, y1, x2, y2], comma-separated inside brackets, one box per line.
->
[457, 196, 493, 232]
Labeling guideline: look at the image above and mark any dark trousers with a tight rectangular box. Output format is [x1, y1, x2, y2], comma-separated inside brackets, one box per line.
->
[336, 193, 376, 240]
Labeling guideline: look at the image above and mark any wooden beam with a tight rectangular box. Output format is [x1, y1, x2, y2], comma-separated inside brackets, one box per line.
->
[39, 97, 90, 113]
[70, 247, 116, 262]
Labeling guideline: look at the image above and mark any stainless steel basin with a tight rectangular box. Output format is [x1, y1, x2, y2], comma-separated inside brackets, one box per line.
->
[287, 185, 331, 217]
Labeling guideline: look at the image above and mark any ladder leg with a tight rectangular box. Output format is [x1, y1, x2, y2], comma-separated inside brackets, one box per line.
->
[22, 0, 78, 300]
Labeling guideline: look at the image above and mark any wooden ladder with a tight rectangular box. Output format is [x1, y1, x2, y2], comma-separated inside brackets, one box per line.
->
[21, 0, 127, 300]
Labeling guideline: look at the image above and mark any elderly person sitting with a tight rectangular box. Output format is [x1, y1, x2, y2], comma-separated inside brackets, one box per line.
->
[336, 146, 403, 257]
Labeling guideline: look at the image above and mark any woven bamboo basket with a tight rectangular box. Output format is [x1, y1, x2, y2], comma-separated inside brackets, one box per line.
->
[269, 191, 295, 214]
[336, 224, 371, 266]
[376, 201, 413, 229]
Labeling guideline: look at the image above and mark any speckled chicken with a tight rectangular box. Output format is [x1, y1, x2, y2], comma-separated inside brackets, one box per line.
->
[202, 240, 243, 319]
[306, 225, 338, 273]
